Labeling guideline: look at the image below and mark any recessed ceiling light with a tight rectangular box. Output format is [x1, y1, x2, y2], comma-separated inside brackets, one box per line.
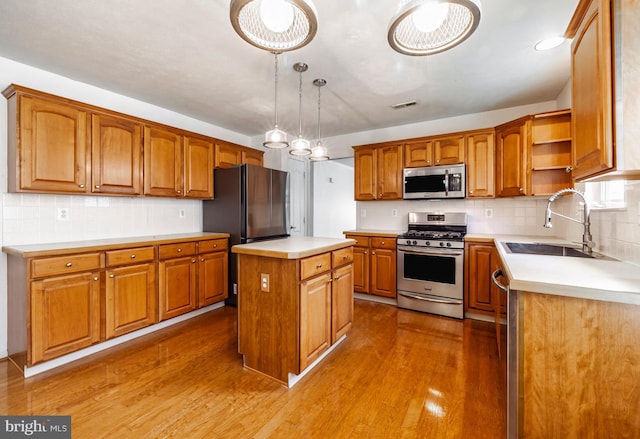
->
[534, 36, 566, 51]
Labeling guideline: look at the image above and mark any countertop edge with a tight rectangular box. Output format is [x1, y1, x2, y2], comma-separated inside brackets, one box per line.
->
[232, 237, 356, 259]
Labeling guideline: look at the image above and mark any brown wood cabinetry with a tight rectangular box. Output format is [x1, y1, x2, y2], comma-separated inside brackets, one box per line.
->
[299, 270, 332, 371]
[465, 130, 495, 198]
[184, 135, 214, 198]
[530, 110, 573, 195]
[495, 116, 530, 197]
[404, 135, 464, 168]
[158, 242, 198, 321]
[464, 240, 504, 317]
[214, 141, 264, 168]
[104, 246, 156, 339]
[354, 144, 403, 200]
[344, 233, 396, 299]
[197, 239, 228, 307]
[92, 113, 143, 195]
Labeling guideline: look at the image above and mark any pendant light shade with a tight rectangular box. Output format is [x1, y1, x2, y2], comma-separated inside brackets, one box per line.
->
[263, 53, 289, 149]
[310, 78, 329, 161]
[290, 62, 312, 156]
[388, 0, 481, 56]
[230, 0, 318, 53]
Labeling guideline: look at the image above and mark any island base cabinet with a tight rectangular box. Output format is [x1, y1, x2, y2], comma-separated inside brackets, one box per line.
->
[300, 272, 331, 371]
[513, 291, 640, 438]
[31, 272, 101, 365]
[332, 264, 354, 343]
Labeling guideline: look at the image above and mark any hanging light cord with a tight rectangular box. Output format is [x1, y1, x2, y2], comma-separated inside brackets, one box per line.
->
[316, 83, 321, 143]
[298, 70, 303, 136]
[274, 53, 280, 129]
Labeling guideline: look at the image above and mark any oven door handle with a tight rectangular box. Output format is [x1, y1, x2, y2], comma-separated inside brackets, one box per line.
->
[444, 169, 449, 197]
[398, 291, 463, 305]
[397, 247, 463, 257]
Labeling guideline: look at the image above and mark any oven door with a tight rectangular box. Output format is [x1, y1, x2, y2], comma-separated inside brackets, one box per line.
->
[396, 245, 463, 300]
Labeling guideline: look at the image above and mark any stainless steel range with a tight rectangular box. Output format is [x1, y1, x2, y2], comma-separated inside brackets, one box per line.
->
[397, 212, 467, 319]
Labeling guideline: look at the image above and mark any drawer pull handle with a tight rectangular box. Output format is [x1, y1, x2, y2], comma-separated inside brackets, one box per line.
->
[110, 274, 115, 278]
[66, 262, 73, 267]
[381, 241, 385, 245]
[177, 248, 182, 253]
[79, 184, 85, 188]
[95, 185, 100, 189]
[316, 263, 323, 268]
[130, 255, 136, 259]
[201, 258, 205, 262]
[192, 259, 196, 263]
[343, 255, 348, 260]
[93, 276, 99, 281]
[213, 244, 217, 248]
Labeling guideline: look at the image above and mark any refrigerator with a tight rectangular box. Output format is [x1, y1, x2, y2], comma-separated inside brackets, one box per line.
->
[202, 164, 289, 306]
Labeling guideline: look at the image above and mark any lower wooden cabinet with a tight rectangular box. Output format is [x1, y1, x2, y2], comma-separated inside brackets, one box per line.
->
[300, 272, 332, 371]
[464, 240, 505, 317]
[345, 233, 396, 299]
[197, 239, 229, 307]
[158, 242, 198, 321]
[331, 263, 354, 343]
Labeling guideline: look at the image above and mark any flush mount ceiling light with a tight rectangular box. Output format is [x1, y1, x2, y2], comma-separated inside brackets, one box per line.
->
[309, 78, 329, 161]
[534, 36, 566, 51]
[290, 62, 312, 156]
[263, 53, 288, 149]
[230, 0, 318, 52]
[388, 0, 482, 56]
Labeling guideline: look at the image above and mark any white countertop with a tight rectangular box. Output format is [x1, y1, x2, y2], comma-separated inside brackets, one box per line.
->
[467, 234, 640, 305]
[231, 236, 356, 259]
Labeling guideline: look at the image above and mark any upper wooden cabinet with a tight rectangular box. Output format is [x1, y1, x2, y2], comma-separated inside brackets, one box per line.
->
[529, 110, 573, 195]
[466, 130, 495, 198]
[404, 135, 464, 168]
[4, 87, 91, 194]
[566, 0, 640, 181]
[214, 141, 264, 168]
[184, 135, 214, 198]
[495, 116, 530, 197]
[354, 143, 403, 200]
[92, 113, 143, 195]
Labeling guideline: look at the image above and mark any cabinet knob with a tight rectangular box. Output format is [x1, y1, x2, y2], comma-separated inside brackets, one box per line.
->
[192, 259, 197, 263]
[66, 262, 72, 267]
[177, 190, 182, 194]
[328, 278, 333, 283]
[177, 248, 182, 252]
[95, 185, 100, 189]
[130, 254, 136, 259]
[372, 251, 376, 255]
[213, 244, 217, 248]
[93, 276, 99, 281]
[316, 263, 323, 268]
[519, 188, 523, 193]
[79, 184, 85, 188]
[343, 255, 348, 260]
[469, 190, 474, 194]
[436, 160, 440, 164]
[109, 274, 115, 278]
[334, 275, 340, 280]
[201, 258, 205, 262]
[381, 241, 385, 245]
[565, 166, 574, 173]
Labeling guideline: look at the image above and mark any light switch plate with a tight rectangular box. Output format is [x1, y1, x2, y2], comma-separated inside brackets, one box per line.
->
[260, 273, 270, 292]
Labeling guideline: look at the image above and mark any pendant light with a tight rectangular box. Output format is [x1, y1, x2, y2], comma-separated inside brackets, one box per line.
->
[388, 0, 482, 56]
[290, 62, 311, 156]
[230, 0, 318, 53]
[263, 52, 289, 149]
[310, 78, 329, 161]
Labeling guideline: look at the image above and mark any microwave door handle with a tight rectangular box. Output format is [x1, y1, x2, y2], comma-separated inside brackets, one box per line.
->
[444, 169, 449, 196]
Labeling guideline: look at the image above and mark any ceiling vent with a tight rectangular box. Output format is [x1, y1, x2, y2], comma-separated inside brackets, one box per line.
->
[391, 100, 418, 109]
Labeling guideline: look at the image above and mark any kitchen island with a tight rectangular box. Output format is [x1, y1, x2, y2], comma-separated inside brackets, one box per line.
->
[232, 237, 355, 387]
[469, 234, 640, 438]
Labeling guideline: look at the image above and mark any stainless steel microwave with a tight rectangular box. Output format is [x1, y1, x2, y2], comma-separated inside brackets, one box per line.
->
[403, 164, 466, 199]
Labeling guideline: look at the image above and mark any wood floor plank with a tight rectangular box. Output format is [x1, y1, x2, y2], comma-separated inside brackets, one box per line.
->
[0, 300, 506, 438]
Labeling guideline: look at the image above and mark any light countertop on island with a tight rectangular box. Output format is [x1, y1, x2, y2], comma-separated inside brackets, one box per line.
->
[343, 229, 402, 237]
[466, 233, 640, 305]
[232, 236, 356, 260]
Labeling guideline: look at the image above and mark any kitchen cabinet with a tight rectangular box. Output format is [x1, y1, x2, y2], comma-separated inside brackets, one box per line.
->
[104, 246, 157, 339]
[465, 129, 495, 198]
[197, 238, 228, 307]
[235, 239, 354, 386]
[344, 233, 396, 299]
[3, 86, 91, 194]
[464, 240, 504, 317]
[158, 242, 198, 321]
[495, 116, 530, 197]
[184, 135, 214, 198]
[566, 0, 640, 181]
[91, 113, 143, 195]
[404, 135, 464, 168]
[214, 141, 264, 168]
[353, 144, 403, 200]
[529, 110, 573, 195]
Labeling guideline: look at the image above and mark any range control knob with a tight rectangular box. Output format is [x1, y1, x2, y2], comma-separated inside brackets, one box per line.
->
[412, 240, 417, 245]
[440, 242, 445, 247]
[426, 241, 431, 246]
[406, 240, 412, 245]
[446, 242, 452, 247]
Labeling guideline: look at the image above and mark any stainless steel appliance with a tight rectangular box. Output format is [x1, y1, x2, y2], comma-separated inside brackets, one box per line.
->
[202, 164, 289, 306]
[397, 212, 467, 319]
[403, 164, 466, 199]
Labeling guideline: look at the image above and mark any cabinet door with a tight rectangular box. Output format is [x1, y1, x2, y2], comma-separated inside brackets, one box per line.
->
[496, 119, 529, 197]
[242, 148, 264, 166]
[570, 0, 614, 179]
[214, 142, 243, 169]
[464, 243, 497, 314]
[351, 246, 369, 293]
[18, 95, 90, 193]
[91, 114, 142, 195]
[30, 272, 101, 365]
[377, 144, 403, 200]
[144, 126, 183, 197]
[198, 251, 228, 307]
[158, 256, 197, 321]
[370, 248, 396, 298]
[404, 140, 433, 167]
[354, 147, 377, 200]
[434, 135, 465, 165]
[299, 272, 331, 371]
[105, 263, 157, 339]
[184, 135, 214, 199]
[466, 131, 495, 198]
[332, 264, 353, 343]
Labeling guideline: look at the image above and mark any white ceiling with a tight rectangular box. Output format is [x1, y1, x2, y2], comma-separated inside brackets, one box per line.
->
[0, 0, 579, 140]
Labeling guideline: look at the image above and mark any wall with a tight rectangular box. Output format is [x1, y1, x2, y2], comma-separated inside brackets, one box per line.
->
[311, 158, 356, 238]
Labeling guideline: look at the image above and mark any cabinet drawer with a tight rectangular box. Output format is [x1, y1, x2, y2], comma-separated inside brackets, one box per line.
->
[371, 237, 396, 249]
[199, 239, 228, 253]
[332, 247, 353, 267]
[345, 235, 370, 247]
[31, 253, 103, 278]
[158, 242, 197, 260]
[106, 246, 155, 267]
[300, 253, 331, 280]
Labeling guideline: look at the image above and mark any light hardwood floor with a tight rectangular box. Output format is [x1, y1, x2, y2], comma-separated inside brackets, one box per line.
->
[0, 300, 506, 438]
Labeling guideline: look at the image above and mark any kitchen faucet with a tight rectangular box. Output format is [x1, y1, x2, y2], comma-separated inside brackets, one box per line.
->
[544, 188, 595, 253]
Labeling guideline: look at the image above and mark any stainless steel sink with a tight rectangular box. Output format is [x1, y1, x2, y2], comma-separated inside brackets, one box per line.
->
[503, 242, 595, 258]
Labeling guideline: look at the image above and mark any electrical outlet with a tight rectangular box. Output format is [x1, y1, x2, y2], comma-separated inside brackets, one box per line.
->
[179, 208, 186, 218]
[57, 208, 70, 221]
[391, 209, 398, 217]
[485, 208, 493, 218]
[360, 209, 367, 218]
[260, 273, 270, 292]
